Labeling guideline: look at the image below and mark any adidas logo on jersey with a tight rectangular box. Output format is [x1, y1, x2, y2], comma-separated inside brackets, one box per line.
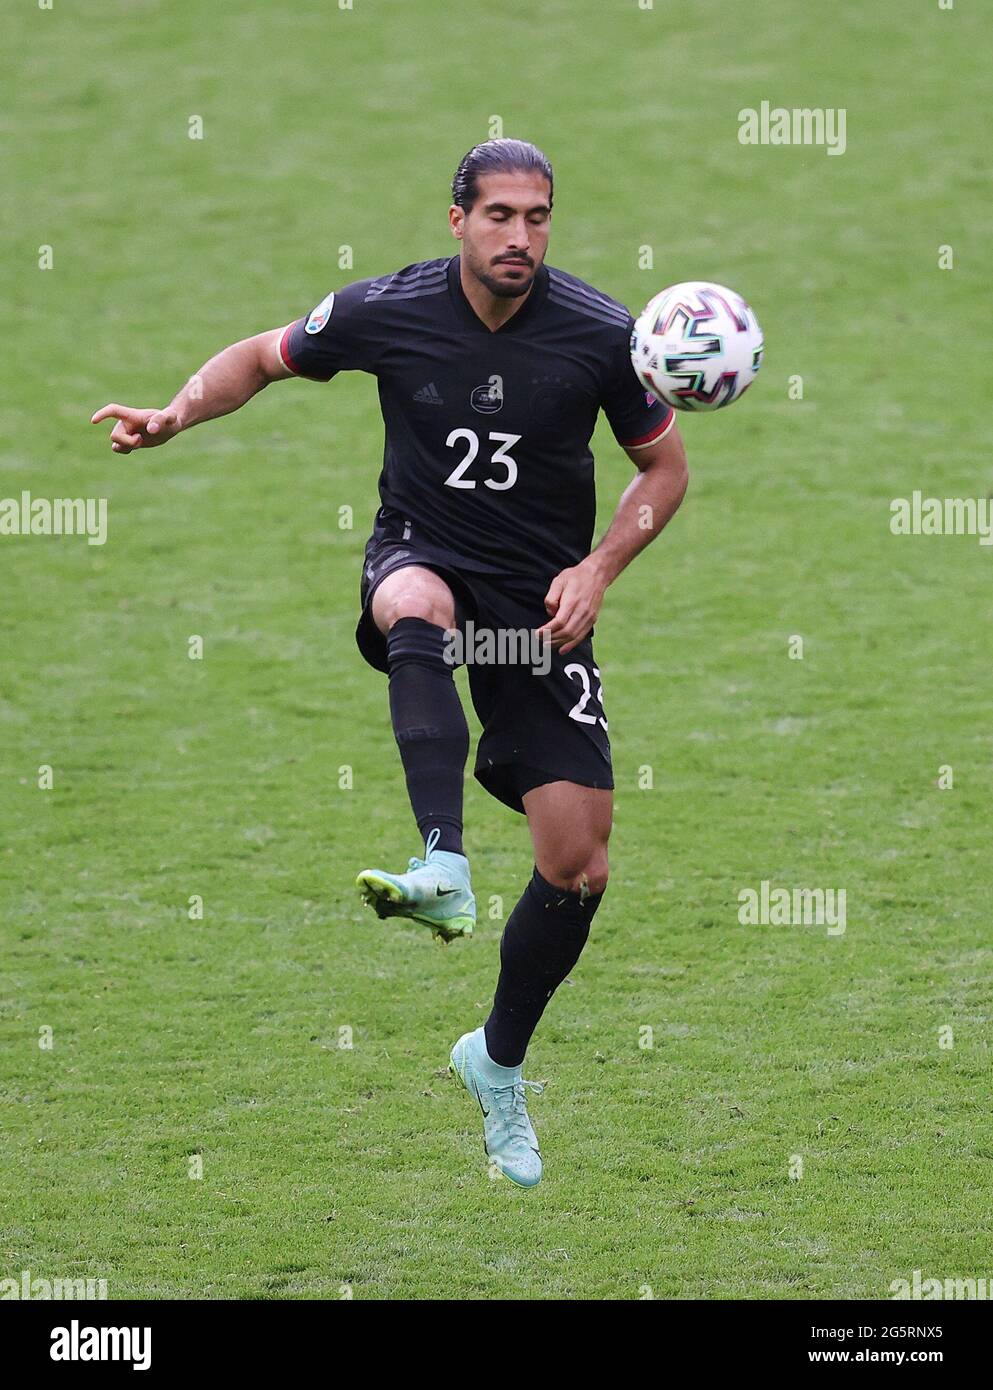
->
[413, 382, 444, 404]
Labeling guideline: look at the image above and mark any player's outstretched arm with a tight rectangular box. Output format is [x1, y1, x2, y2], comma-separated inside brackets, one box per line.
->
[90, 326, 295, 454]
[588, 421, 689, 583]
[539, 423, 688, 654]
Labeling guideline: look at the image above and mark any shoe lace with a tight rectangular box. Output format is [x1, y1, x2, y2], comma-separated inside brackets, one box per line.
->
[408, 827, 442, 872]
[489, 1078, 544, 1144]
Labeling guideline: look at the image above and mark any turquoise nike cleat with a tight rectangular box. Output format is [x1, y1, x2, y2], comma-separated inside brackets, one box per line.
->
[449, 1027, 544, 1187]
[356, 827, 475, 943]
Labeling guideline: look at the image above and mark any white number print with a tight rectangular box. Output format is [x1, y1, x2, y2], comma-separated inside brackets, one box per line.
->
[564, 663, 607, 731]
[443, 428, 479, 488]
[444, 429, 521, 491]
[485, 432, 519, 490]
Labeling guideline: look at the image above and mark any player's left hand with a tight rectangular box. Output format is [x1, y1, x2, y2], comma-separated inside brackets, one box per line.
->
[538, 559, 608, 655]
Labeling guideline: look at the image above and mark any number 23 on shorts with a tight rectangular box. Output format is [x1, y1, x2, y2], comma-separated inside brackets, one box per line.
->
[565, 662, 607, 732]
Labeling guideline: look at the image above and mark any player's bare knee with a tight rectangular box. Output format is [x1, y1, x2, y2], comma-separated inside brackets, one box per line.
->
[580, 854, 609, 897]
[546, 848, 609, 897]
[374, 574, 455, 634]
[386, 593, 454, 630]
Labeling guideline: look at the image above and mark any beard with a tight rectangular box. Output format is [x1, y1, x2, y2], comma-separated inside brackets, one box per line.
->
[472, 259, 536, 299]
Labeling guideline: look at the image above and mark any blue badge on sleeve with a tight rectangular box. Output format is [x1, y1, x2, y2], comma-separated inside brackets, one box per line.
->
[305, 292, 335, 335]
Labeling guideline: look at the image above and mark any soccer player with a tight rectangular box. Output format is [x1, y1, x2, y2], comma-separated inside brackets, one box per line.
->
[91, 139, 688, 1188]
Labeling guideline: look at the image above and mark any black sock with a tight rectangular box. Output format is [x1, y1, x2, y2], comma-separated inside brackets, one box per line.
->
[386, 616, 468, 855]
[484, 867, 604, 1067]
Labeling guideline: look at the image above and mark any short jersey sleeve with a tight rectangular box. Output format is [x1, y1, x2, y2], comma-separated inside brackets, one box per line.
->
[601, 319, 675, 449]
[279, 276, 383, 381]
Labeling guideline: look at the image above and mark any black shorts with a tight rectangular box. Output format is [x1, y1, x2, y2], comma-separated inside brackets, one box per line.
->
[356, 526, 613, 814]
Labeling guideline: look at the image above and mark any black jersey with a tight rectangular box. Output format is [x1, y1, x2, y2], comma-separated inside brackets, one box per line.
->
[280, 255, 674, 581]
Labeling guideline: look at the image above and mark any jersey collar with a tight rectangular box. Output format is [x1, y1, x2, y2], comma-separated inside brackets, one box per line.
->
[447, 254, 549, 334]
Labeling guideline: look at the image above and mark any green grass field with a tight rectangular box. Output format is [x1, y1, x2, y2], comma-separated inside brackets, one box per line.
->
[2, 0, 991, 1300]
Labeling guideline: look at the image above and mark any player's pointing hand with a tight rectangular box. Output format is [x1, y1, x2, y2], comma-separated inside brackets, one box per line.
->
[90, 404, 181, 454]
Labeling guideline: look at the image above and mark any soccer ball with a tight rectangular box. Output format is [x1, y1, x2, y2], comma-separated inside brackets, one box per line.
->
[631, 281, 763, 412]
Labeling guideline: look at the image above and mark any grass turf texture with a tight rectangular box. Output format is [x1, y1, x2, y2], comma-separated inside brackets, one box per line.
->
[2, 0, 991, 1300]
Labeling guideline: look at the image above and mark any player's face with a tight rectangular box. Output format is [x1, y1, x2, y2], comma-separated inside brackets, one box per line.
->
[451, 170, 552, 299]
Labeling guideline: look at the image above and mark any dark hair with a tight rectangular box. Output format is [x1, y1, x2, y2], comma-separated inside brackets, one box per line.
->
[451, 139, 554, 213]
